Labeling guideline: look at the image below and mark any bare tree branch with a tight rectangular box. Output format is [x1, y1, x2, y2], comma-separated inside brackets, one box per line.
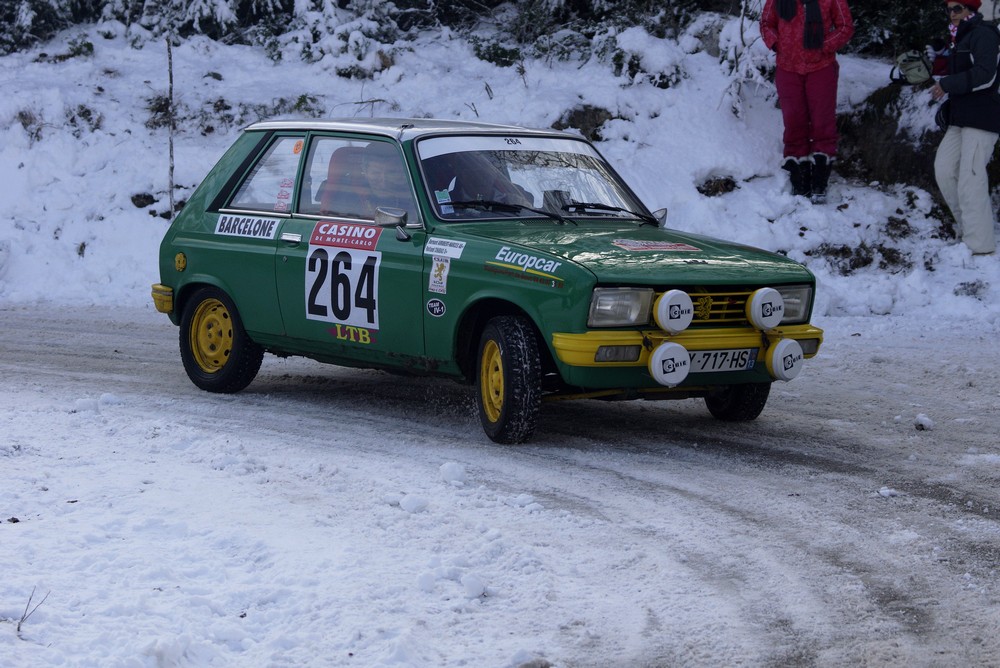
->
[16, 586, 51, 637]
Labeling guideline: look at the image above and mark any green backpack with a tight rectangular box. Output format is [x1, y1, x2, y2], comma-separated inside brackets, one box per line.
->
[891, 50, 932, 85]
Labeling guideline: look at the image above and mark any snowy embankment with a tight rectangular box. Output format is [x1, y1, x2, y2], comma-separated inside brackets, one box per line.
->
[0, 19, 998, 322]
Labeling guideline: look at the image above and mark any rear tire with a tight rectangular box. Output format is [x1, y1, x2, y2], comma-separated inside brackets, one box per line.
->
[179, 286, 263, 393]
[704, 383, 771, 421]
[476, 315, 542, 444]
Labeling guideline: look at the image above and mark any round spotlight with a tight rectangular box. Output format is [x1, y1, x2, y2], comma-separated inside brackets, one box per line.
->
[653, 289, 694, 334]
[746, 287, 785, 331]
[766, 338, 804, 381]
[648, 342, 691, 387]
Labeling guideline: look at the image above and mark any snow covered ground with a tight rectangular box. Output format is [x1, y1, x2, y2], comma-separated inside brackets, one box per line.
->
[1, 14, 999, 668]
[3, 306, 999, 667]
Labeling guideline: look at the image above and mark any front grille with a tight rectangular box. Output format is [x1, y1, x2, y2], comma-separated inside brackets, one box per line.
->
[665, 289, 751, 326]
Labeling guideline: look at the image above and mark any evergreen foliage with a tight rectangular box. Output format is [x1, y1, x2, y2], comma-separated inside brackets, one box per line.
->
[0, 0, 977, 66]
[1, 0, 102, 54]
[850, 1, 943, 57]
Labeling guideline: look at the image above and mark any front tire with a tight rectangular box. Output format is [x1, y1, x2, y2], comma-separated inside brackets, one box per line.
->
[179, 286, 263, 393]
[704, 383, 771, 421]
[476, 315, 542, 444]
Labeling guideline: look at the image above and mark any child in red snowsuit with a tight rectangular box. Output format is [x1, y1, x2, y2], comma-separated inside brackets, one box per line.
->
[760, 0, 854, 200]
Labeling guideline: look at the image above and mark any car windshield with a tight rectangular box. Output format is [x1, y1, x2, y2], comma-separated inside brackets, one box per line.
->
[416, 135, 648, 221]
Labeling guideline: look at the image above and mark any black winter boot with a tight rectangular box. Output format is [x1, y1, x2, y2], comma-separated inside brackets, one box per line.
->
[782, 157, 812, 197]
[811, 153, 833, 202]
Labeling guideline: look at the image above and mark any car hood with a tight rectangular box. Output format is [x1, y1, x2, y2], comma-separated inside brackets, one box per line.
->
[459, 221, 813, 285]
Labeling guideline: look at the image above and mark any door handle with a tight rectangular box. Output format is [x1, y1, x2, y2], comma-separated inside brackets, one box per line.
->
[280, 232, 302, 244]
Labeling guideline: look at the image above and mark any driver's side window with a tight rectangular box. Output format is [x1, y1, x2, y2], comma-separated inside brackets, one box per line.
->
[301, 137, 417, 222]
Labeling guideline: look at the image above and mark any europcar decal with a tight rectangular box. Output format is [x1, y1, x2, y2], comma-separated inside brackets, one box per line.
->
[484, 246, 564, 288]
[215, 214, 280, 239]
[612, 239, 700, 252]
[429, 257, 450, 294]
[425, 237, 466, 258]
[305, 221, 383, 331]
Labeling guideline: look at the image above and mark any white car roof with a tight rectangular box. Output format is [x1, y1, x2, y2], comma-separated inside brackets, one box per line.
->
[244, 117, 581, 143]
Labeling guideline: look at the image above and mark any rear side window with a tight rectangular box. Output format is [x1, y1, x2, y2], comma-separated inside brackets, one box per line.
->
[228, 136, 304, 213]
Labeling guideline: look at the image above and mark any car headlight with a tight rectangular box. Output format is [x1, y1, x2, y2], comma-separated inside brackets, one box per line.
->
[588, 288, 653, 327]
[776, 284, 813, 324]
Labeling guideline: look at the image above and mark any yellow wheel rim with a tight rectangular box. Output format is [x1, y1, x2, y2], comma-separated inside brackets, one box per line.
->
[189, 298, 233, 374]
[480, 339, 504, 423]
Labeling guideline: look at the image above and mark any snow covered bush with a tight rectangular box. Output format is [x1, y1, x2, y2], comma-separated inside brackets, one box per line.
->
[0, 0, 961, 61]
[610, 26, 686, 89]
[716, 5, 774, 118]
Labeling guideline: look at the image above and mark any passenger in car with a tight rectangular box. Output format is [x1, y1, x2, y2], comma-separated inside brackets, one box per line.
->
[358, 143, 417, 221]
[316, 143, 416, 221]
[317, 145, 366, 217]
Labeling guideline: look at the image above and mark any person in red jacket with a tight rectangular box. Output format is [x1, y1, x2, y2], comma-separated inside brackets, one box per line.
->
[760, 0, 854, 201]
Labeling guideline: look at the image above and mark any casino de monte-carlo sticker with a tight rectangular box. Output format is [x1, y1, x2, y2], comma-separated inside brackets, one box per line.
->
[611, 239, 701, 252]
[215, 214, 280, 240]
[304, 221, 383, 330]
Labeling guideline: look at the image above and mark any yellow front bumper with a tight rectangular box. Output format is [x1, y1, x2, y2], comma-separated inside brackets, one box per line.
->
[551, 324, 824, 367]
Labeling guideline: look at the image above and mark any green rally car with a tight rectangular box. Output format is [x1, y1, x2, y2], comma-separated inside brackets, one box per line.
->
[152, 118, 823, 443]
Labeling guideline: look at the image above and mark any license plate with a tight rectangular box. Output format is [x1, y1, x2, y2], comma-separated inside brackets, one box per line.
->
[688, 348, 758, 373]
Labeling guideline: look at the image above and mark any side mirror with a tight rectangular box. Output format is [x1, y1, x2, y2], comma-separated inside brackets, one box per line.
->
[374, 207, 413, 241]
[374, 207, 407, 226]
[652, 207, 668, 226]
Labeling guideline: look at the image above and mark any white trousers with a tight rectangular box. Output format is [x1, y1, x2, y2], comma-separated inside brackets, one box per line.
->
[934, 125, 998, 254]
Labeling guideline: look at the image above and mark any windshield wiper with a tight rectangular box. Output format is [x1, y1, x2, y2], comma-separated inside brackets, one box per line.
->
[561, 202, 658, 226]
[448, 200, 574, 225]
